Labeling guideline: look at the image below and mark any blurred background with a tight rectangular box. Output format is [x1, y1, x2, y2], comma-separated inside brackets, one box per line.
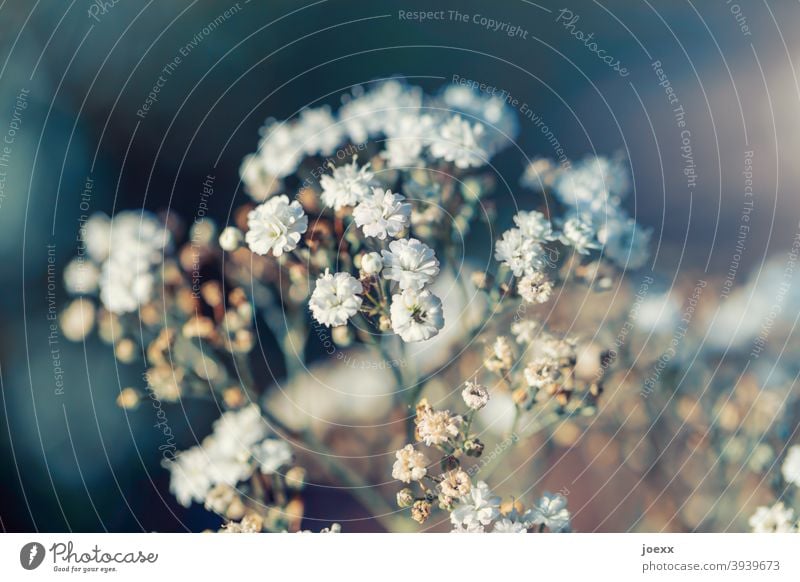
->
[1, 0, 800, 532]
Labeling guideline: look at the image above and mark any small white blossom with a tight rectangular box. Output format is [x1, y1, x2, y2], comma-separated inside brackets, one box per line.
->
[597, 216, 651, 269]
[492, 518, 528, 533]
[416, 407, 462, 446]
[353, 187, 411, 239]
[440, 469, 472, 498]
[391, 444, 429, 483]
[495, 228, 544, 277]
[296, 105, 343, 156]
[461, 381, 490, 410]
[450, 481, 501, 528]
[319, 159, 373, 210]
[254, 439, 292, 475]
[517, 271, 553, 304]
[239, 153, 280, 202]
[530, 492, 571, 532]
[513, 210, 555, 242]
[164, 446, 214, 508]
[749, 502, 797, 533]
[390, 288, 445, 342]
[430, 114, 487, 169]
[781, 445, 800, 487]
[99, 260, 154, 314]
[451, 522, 485, 533]
[560, 216, 599, 255]
[63, 259, 100, 295]
[381, 238, 440, 291]
[219, 226, 243, 251]
[360, 251, 383, 275]
[212, 404, 269, 460]
[245, 195, 308, 257]
[309, 270, 363, 327]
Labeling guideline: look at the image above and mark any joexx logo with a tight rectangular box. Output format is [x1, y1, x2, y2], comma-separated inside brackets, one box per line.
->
[20, 542, 46, 570]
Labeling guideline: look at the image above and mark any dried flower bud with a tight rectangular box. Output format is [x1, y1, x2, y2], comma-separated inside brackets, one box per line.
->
[200, 281, 224, 307]
[60, 298, 95, 342]
[464, 438, 485, 457]
[438, 494, 455, 511]
[115, 338, 137, 364]
[411, 500, 432, 524]
[116, 387, 140, 409]
[223, 386, 246, 408]
[332, 325, 353, 347]
[396, 488, 414, 508]
[183, 315, 215, 339]
[440, 469, 471, 499]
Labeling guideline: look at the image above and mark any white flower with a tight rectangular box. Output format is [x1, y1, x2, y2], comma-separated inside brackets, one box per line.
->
[63, 258, 99, 295]
[461, 381, 490, 410]
[390, 288, 444, 342]
[391, 444, 429, 483]
[382, 112, 436, 169]
[553, 156, 630, 215]
[450, 481, 501, 528]
[440, 469, 472, 498]
[254, 439, 292, 475]
[245, 194, 308, 257]
[560, 216, 599, 255]
[212, 404, 268, 460]
[451, 522, 485, 533]
[517, 271, 553, 304]
[781, 445, 800, 486]
[492, 520, 526, 535]
[309, 270, 363, 327]
[530, 492, 571, 532]
[430, 114, 487, 169]
[749, 502, 797, 533]
[319, 160, 373, 210]
[511, 319, 539, 344]
[163, 446, 214, 508]
[99, 260, 154, 314]
[83, 213, 112, 262]
[257, 121, 303, 178]
[219, 226, 243, 251]
[597, 215, 651, 269]
[495, 228, 544, 277]
[381, 238, 440, 291]
[513, 210, 555, 242]
[360, 251, 383, 275]
[239, 153, 280, 202]
[416, 408, 462, 446]
[352, 187, 411, 239]
[296, 105, 343, 156]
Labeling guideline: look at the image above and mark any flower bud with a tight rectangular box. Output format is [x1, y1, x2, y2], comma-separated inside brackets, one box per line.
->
[464, 438, 485, 457]
[396, 488, 414, 508]
[411, 500, 431, 524]
[219, 226, 243, 251]
[360, 252, 383, 275]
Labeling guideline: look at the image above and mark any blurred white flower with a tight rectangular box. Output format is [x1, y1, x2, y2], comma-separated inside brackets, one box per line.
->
[492, 518, 528, 533]
[320, 159, 373, 210]
[164, 446, 214, 508]
[257, 121, 303, 178]
[517, 271, 553, 304]
[749, 502, 797, 533]
[239, 153, 281, 202]
[781, 445, 800, 487]
[353, 187, 411, 239]
[598, 215, 651, 269]
[219, 226, 243, 251]
[99, 260, 154, 314]
[63, 258, 99, 295]
[450, 481, 501, 528]
[390, 288, 444, 342]
[245, 195, 308, 257]
[530, 492, 571, 532]
[296, 105, 343, 156]
[392, 444, 429, 483]
[309, 270, 363, 327]
[382, 238, 440, 291]
[430, 114, 487, 169]
[560, 216, 599, 255]
[254, 439, 292, 475]
[212, 404, 268, 460]
[513, 210, 555, 242]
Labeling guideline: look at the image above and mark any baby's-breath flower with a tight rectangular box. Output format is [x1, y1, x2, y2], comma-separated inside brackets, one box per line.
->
[530, 492, 571, 532]
[219, 226, 243, 251]
[381, 238, 440, 291]
[560, 216, 599, 255]
[597, 215, 651, 269]
[352, 187, 411, 239]
[245, 195, 308, 257]
[430, 114, 487, 169]
[254, 439, 292, 475]
[309, 270, 363, 327]
[749, 502, 797, 533]
[781, 445, 800, 487]
[360, 251, 383, 275]
[440, 469, 472, 498]
[517, 271, 553, 304]
[163, 446, 214, 508]
[390, 288, 444, 342]
[416, 408, 462, 446]
[63, 259, 100, 295]
[411, 500, 432, 524]
[513, 210, 555, 242]
[485, 336, 515, 373]
[392, 444, 429, 483]
[451, 522, 485, 533]
[239, 153, 280, 202]
[450, 481, 501, 528]
[492, 518, 528, 533]
[396, 488, 414, 508]
[495, 228, 545, 277]
[212, 404, 268, 460]
[524, 359, 561, 390]
[511, 320, 539, 345]
[320, 159, 373, 210]
[461, 380, 490, 410]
